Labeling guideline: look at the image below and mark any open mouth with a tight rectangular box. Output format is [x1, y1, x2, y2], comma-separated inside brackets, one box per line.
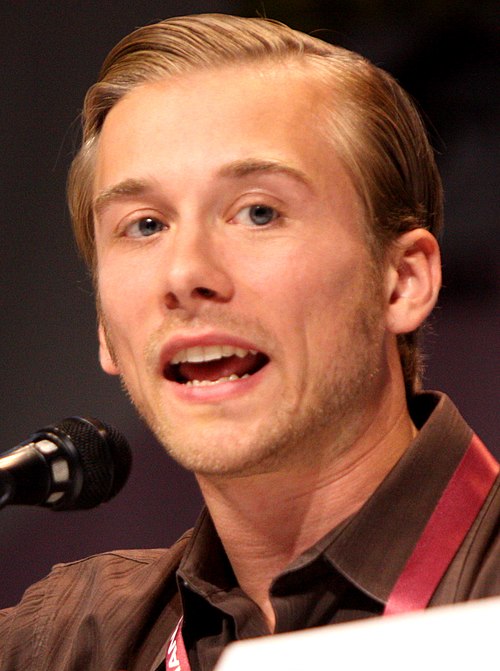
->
[164, 345, 269, 387]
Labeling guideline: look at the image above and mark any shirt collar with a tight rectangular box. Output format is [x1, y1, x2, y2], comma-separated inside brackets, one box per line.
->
[322, 392, 472, 602]
[178, 392, 472, 606]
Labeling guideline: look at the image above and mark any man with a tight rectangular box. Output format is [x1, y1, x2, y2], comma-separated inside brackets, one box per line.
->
[1, 13, 498, 671]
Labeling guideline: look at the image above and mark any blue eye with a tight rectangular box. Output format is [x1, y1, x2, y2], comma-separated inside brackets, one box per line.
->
[236, 204, 278, 227]
[249, 205, 277, 225]
[127, 217, 165, 237]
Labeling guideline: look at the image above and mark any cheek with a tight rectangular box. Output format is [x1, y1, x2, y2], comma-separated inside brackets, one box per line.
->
[96, 262, 157, 356]
[98, 251, 159, 316]
[244, 238, 363, 314]
[234, 239, 364, 354]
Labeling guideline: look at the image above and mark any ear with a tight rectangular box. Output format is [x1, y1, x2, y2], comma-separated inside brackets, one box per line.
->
[385, 229, 441, 334]
[98, 321, 120, 375]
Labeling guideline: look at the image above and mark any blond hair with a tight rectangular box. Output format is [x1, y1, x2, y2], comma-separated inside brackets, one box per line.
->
[68, 13, 443, 394]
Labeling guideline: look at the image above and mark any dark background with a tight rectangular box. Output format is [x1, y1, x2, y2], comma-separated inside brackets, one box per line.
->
[1, 0, 498, 608]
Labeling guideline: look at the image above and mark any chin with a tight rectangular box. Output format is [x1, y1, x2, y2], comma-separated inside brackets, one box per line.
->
[157, 427, 282, 477]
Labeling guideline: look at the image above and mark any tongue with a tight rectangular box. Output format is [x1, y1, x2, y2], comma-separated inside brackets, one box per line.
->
[179, 354, 257, 383]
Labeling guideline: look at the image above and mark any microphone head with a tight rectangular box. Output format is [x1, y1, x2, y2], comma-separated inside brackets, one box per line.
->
[31, 417, 132, 511]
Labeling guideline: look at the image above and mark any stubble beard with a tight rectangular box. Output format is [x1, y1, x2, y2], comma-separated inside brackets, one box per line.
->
[101, 278, 386, 479]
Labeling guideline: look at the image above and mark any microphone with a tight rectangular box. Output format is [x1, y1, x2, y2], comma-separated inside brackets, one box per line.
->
[0, 417, 132, 511]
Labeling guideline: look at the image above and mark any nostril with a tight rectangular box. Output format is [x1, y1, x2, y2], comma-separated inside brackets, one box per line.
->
[165, 292, 180, 310]
[195, 287, 216, 298]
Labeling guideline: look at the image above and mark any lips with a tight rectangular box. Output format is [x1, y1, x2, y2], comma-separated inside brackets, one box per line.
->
[164, 343, 269, 386]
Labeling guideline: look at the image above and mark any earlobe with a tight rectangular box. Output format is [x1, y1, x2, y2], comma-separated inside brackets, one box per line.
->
[385, 229, 442, 335]
[98, 322, 120, 375]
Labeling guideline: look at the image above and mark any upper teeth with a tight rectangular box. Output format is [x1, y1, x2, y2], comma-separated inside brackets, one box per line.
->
[170, 345, 257, 365]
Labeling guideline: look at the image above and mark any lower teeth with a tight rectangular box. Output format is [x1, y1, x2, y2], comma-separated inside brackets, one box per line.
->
[186, 373, 250, 387]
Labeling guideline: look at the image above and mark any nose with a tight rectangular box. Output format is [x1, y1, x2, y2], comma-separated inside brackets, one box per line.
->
[163, 225, 234, 311]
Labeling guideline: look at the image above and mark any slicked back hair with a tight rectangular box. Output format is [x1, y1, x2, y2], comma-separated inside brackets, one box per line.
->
[68, 13, 443, 395]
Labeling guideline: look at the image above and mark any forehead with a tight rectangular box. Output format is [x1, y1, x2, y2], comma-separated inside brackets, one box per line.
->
[104, 60, 326, 130]
[96, 63, 334, 175]
[92, 61, 363, 230]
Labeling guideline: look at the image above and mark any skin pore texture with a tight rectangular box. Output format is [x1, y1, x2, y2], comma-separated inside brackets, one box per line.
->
[93, 62, 441, 630]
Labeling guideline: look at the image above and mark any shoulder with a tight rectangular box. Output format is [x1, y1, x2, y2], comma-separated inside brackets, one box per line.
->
[0, 530, 192, 670]
[433, 459, 500, 604]
[461, 475, 500, 598]
[38, 531, 191, 594]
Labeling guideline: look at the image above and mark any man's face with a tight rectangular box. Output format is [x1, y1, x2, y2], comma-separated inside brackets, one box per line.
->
[93, 63, 390, 477]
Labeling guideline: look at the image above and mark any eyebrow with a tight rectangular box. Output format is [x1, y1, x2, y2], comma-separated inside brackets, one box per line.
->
[93, 159, 313, 217]
[218, 159, 313, 189]
[93, 178, 151, 218]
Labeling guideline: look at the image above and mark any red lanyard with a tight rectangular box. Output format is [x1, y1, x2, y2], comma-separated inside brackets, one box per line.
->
[166, 434, 498, 669]
[165, 618, 189, 671]
[384, 433, 498, 615]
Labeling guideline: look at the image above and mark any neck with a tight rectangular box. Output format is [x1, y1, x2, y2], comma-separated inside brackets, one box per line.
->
[196, 390, 417, 632]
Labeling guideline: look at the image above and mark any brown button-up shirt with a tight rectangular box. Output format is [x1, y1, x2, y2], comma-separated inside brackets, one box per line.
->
[174, 392, 499, 671]
[1, 393, 499, 671]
